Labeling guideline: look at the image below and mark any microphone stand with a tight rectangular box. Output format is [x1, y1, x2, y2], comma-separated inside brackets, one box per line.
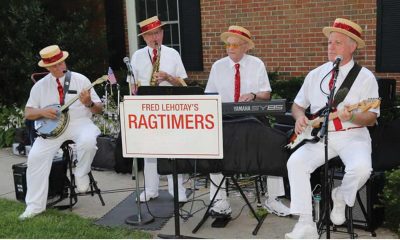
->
[125, 59, 154, 226]
[103, 82, 109, 134]
[318, 64, 339, 239]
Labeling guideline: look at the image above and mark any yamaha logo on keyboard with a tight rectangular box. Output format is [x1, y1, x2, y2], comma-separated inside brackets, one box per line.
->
[233, 105, 251, 111]
[223, 99, 286, 116]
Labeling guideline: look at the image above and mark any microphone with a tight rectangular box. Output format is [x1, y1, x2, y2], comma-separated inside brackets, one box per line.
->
[123, 56, 130, 64]
[123, 57, 136, 93]
[123, 57, 134, 76]
[333, 55, 343, 68]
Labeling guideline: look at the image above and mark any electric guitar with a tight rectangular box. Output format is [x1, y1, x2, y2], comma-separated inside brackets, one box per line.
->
[35, 75, 108, 138]
[285, 98, 381, 151]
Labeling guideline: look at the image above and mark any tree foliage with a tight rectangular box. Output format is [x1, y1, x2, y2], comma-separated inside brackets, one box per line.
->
[0, 0, 108, 106]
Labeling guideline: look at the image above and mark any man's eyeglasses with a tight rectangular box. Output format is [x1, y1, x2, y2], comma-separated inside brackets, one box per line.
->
[145, 30, 163, 37]
[225, 43, 243, 49]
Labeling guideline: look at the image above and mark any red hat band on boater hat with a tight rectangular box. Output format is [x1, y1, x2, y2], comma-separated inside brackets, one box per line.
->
[220, 25, 255, 49]
[322, 18, 365, 49]
[138, 16, 167, 36]
[38, 45, 69, 68]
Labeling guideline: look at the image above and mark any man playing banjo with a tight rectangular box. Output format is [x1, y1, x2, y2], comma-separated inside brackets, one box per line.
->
[19, 45, 103, 220]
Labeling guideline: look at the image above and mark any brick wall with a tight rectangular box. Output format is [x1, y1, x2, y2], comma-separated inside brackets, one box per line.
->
[189, 0, 400, 93]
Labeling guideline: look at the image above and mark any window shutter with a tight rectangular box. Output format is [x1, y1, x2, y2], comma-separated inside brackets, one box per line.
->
[104, 0, 126, 70]
[376, 0, 400, 72]
[179, 0, 203, 71]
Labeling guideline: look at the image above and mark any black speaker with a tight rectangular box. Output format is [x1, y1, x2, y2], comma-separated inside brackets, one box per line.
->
[333, 170, 385, 233]
[377, 78, 396, 109]
[12, 163, 27, 202]
[12, 155, 68, 202]
[372, 118, 400, 171]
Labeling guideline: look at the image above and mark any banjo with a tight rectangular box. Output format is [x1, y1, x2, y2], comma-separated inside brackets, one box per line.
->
[35, 75, 108, 138]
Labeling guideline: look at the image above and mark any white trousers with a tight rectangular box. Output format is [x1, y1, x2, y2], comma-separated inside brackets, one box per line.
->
[287, 128, 372, 215]
[25, 118, 100, 214]
[209, 173, 285, 200]
[143, 158, 186, 197]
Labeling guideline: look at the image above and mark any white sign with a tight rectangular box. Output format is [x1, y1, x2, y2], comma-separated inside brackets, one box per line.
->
[120, 95, 223, 159]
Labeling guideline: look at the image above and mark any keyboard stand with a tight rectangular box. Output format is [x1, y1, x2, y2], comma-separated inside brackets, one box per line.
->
[192, 175, 267, 235]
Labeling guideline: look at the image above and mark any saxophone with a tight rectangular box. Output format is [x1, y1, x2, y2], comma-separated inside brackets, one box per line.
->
[150, 47, 161, 86]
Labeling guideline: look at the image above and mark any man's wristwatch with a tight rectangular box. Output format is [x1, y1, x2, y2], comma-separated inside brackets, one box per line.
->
[86, 101, 95, 108]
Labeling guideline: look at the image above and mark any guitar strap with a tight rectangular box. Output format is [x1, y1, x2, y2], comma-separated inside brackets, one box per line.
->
[310, 63, 362, 118]
[62, 70, 72, 106]
[332, 63, 362, 108]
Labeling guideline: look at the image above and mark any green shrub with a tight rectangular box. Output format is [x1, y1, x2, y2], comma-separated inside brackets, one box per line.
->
[0, 105, 24, 147]
[382, 168, 400, 237]
[270, 74, 304, 102]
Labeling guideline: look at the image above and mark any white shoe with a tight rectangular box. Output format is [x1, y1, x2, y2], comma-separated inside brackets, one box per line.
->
[285, 221, 318, 239]
[330, 188, 346, 225]
[178, 192, 188, 202]
[139, 191, 159, 202]
[210, 199, 232, 217]
[264, 198, 290, 217]
[18, 210, 42, 220]
[75, 174, 90, 193]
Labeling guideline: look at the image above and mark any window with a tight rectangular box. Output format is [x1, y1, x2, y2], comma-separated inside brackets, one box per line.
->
[376, 0, 400, 72]
[136, 0, 181, 52]
[135, 0, 203, 71]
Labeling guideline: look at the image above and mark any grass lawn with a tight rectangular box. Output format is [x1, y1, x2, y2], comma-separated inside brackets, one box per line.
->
[0, 198, 152, 238]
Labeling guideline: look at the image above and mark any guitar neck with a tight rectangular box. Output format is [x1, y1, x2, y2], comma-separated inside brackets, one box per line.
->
[310, 102, 361, 127]
[60, 83, 96, 112]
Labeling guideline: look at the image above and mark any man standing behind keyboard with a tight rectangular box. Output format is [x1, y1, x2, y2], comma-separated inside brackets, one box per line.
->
[204, 25, 290, 217]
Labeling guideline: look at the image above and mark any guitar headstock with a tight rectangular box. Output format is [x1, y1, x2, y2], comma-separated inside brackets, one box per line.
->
[358, 98, 381, 112]
[93, 75, 108, 86]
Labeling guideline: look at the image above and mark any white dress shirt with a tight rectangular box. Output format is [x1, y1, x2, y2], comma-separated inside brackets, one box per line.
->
[205, 54, 271, 102]
[294, 59, 380, 131]
[129, 45, 187, 86]
[26, 72, 101, 120]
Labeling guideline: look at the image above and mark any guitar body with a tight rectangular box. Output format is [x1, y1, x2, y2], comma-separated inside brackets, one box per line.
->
[286, 126, 320, 151]
[35, 104, 70, 138]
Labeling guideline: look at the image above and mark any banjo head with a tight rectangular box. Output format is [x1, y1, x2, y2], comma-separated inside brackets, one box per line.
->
[35, 104, 69, 138]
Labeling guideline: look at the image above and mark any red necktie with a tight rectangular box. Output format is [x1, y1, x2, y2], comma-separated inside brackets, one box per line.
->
[56, 78, 64, 105]
[328, 71, 334, 90]
[152, 48, 158, 64]
[234, 63, 240, 102]
[328, 71, 343, 130]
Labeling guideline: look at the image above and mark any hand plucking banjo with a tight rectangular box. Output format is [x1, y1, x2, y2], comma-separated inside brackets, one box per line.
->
[35, 75, 108, 138]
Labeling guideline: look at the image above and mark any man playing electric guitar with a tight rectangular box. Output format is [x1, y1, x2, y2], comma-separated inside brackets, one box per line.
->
[285, 18, 380, 238]
[286, 98, 381, 151]
[19, 45, 103, 220]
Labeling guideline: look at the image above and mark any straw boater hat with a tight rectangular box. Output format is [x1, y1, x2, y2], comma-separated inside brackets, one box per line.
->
[220, 25, 255, 49]
[38, 45, 69, 67]
[138, 16, 167, 36]
[322, 18, 365, 49]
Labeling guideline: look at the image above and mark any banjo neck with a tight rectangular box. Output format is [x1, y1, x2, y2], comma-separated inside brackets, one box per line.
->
[59, 75, 108, 112]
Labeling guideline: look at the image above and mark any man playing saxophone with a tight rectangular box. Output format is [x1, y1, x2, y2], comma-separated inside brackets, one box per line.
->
[128, 16, 188, 202]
